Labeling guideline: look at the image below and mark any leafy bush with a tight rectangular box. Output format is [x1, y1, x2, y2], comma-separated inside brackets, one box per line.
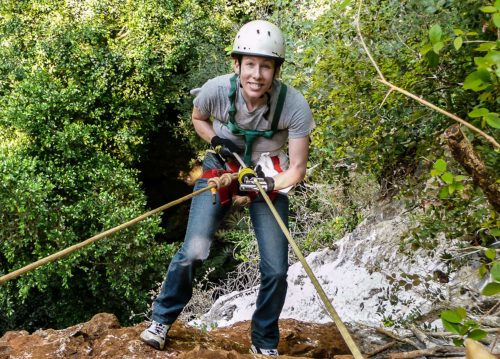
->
[0, 0, 229, 332]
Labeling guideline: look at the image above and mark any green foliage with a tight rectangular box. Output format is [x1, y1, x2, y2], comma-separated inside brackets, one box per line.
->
[422, 1, 500, 132]
[430, 159, 468, 198]
[0, 0, 498, 335]
[216, 211, 257, 263]
[441, 308, 488, 346]
[0, 0, 229, 332]
[479, 248, 500, 296]
[0, 137, 181, 331]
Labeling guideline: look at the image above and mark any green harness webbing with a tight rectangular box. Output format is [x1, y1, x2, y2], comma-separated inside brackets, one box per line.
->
[227, 74, 287, 166]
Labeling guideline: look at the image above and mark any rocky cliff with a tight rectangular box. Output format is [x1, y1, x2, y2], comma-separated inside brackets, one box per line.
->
[0, 312, 354, 358]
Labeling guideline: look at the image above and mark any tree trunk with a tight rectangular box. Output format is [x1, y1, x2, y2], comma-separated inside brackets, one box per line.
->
[444, 125, 500, 213]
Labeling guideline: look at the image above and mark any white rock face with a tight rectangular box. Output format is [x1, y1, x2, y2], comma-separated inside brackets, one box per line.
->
[195, 201, 482, 329]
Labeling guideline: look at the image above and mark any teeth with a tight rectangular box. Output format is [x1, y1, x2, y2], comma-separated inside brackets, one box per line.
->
[248, 82, 262, 89]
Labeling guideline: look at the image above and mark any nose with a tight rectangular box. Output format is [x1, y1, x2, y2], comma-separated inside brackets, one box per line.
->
[251, 65, 262, 79]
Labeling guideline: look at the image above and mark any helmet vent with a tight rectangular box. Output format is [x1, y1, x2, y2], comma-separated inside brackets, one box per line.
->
[267, 31, 271, 36]
[257, 29, 260, 34]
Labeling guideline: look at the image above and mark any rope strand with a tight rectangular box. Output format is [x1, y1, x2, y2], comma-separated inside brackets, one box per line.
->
[255, 182, 365, 359]
[0, 173, 238, 285]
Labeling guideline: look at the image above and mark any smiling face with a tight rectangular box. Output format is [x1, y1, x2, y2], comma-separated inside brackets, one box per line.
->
[234, 55, 277, 107]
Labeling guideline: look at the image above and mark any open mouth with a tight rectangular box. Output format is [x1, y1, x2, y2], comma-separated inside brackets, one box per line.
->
[247, 82, 264, 90]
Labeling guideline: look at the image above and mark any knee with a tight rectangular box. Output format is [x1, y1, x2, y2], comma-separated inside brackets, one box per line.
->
[179, 237, 211, 264]
[262, 269, 288, 284]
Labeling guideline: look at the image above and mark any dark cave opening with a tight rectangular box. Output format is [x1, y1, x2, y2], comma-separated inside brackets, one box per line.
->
[138, 115, 195, 243]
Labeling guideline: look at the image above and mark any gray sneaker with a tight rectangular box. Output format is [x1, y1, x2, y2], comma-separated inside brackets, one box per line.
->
[140, 320, 170, 350]
[250, 344, 279, 356]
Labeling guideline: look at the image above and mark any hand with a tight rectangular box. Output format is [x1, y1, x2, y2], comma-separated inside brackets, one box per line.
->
[239, 165, 275, 192]
[255, 165, 275, 192]
[210, 136, 240, 161]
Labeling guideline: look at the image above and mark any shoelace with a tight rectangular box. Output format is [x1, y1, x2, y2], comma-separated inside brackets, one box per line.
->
[251, 345, 278, 356]
[152, 322, 168, 336]
[265, 349, 278, 356]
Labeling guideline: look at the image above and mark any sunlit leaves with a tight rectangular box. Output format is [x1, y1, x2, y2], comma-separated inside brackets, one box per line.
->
[430, 159, 467, 199]
[429, 24, 442, 43]
[0, 0, 229, 332]
[440, 308, 488, 346]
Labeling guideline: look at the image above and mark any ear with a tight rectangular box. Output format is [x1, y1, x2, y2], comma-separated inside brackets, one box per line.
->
[274, 65, 281, 79]
[233, 58, 240, 74]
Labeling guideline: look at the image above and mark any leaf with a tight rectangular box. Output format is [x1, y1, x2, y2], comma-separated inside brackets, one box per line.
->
[339, 0, 351, 10]
[441, 309, 463, 323]
[421, 43, 433, 55]
[453, 338, 464, 347]
[485, 248, 496, 260]
[434, 158, 447, 172]
[442, 319, 461, 334]
[483, 51, 500, 68]
[454, 175, 466, 182]
[456, 307, 467, 319]
[433, 41, 444, 53]
[429, 24, 442, 44]
[453, 28, 464, 36]
[441, 172, 454, 184]
[496, 0, 500, 9]
[426, 51, 439, 67]
[491, 262, 500, 281]
[425, 5, 437, 14]
[463, 69, 492, 91]
[459, 325, 469, 336]
[454, 37, 463, 51]
[485, 113, 500, 129]
[479, 6, 498, 13]
[468, 329, 488, 340]
[439, 186, 449, 199]
[476, 42, 497, 52]
[481, 282, 500, 296]
[463, 320, 479, 328]
[494, 13, 500, 27]
[479, 264, 488, 278]
[490, 228, 500, 236]
[468, 107, 489, 118]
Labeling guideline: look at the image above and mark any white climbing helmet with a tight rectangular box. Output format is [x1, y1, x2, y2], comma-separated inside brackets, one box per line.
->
[231, 20, 285, 63]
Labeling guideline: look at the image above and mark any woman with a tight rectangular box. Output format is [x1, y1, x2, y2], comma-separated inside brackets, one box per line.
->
[141, 20, 314, 356]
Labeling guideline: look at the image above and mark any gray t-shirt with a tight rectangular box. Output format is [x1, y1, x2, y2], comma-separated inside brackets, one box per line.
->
[193, 73, 314, 164]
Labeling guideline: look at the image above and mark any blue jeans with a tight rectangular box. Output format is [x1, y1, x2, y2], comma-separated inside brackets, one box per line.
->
[152, 152, 289, 349]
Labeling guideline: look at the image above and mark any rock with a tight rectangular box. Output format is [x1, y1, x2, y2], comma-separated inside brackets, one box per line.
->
[0, 313, 352, 358]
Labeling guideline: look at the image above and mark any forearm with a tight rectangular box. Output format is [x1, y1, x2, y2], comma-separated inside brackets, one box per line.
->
[272, 164, 306, 191]
[192, 107, 214, 143]
[271, 136, 309, 191]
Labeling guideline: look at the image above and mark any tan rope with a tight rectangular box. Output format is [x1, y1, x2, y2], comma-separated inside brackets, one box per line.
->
[255, 182, 365, 359]
[0, 173, 238, 285]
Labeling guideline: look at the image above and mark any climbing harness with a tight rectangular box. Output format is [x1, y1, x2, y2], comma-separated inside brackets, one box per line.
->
[227, 74, 287, 166]
[0, 162, 364, 359]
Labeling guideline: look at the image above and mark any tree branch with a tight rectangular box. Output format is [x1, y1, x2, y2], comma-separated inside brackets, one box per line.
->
[384, 346, 464, 358]
[444, 124, 500, 212]
[354, 0, 500, 150]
